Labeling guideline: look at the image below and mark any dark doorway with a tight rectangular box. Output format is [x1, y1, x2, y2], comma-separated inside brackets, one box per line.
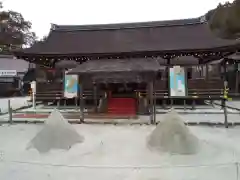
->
[106, 83, 146, 98]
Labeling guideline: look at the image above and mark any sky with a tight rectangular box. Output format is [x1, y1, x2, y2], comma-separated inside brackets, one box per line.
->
[2, 0, 234, 39]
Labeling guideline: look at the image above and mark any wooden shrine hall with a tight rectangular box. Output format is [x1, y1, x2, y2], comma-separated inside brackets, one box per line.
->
[13, 17, 240, 123]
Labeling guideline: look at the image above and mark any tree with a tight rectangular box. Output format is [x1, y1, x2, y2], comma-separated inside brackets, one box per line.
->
[207, 0, 240, 38]
[0, 2, 37, 54]
[225, 0, 240, 35]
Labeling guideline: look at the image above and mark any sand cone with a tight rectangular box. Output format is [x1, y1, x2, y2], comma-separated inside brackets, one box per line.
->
[27, 109, 84, 153]
[147, 109, 199, 154]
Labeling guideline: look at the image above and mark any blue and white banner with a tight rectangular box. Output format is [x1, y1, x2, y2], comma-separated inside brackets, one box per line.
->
[64, 73, 78, 98]
[169, 66, 186, 97]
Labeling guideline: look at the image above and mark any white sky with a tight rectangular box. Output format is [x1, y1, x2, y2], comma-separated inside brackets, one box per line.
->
[2, 0, 233, 39]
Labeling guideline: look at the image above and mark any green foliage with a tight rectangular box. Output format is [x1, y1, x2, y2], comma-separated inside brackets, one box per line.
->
[0, 2, 37, 54]
[207, 0, 240, 38]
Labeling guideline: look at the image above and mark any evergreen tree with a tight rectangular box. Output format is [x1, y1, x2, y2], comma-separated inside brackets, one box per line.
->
[0, 2, 36, 54]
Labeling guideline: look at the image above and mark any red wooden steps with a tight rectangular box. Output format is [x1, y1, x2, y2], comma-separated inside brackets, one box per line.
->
[108, 98, 136, 115]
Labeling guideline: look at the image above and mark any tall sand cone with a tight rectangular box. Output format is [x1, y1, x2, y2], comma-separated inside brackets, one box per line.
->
[147, 109, 199, 154]
[27, 109, 84, 153]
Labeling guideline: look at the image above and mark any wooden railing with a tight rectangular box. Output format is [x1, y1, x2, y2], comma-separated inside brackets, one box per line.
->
[34, 89, 105, 101]
[136, 79, 224, 99]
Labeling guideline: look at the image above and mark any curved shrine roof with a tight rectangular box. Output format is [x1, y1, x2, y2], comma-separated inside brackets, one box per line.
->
[67, 58, 160, 82]
[15, 18, 240, 56]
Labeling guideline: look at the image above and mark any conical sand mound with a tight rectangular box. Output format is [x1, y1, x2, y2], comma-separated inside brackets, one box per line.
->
[147, 109, 199, 154]
[27, 109, 84, 153]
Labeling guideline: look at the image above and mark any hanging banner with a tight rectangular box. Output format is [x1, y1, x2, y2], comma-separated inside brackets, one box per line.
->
[64, 73, 78, 98]
[169, 66, 186, 97]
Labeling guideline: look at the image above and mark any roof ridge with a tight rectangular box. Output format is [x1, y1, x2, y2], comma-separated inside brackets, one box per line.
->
[51, 17, 204, 31]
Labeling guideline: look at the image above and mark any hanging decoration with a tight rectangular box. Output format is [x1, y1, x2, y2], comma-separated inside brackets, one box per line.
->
[169, 66, 187, 97]
[64, 71, 79, 98]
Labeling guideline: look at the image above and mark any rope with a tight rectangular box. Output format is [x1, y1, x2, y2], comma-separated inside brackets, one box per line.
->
[0, 159, 237, 169]
[205, 100, 240, 112]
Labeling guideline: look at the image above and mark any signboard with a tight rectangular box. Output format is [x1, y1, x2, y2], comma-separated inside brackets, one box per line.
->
[0, 70, 17, 77]
[64, 73, 78, 98]
[169, 66, 186, 97]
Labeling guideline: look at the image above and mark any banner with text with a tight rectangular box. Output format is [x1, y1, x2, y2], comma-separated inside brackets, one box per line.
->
[64, 73, 78, 99]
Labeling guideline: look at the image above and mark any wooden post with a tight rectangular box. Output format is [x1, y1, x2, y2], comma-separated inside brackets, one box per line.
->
[206, 64, 209, 80]
[235, 63, 239, 94]
[149, 81, 154, 124]
[64, 99, 66, 107]
[223, 98, 228, 128]
[79, 82, 84, 123]
[170, 99, 173, 107]
[75, 97, 78, 109]
[57, 99, 60, 108]
[223, 59, 227, 81]
[223, 60, 228, 128]
[162, 99, 166, 109]
[136, 91, 139, 114]
[183, 100, 186, 110]
[191, 99, 196, 110]
[93, 83, 98, 113]
[153, 80, 156, 124]
[167, 59, 171, 110]
[8, 99, 12, 124]
[146, 83, 150, 114]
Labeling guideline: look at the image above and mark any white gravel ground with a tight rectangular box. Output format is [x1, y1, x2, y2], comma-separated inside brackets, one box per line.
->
[0, 124, 240, 180]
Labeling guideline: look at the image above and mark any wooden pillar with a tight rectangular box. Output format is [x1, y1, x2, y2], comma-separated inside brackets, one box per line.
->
[146, 83, 150, 113]
[191, 99, 196, 110]
[149, 81, 154, 124]
[57, 99, 60, 108]
[223, 60, 227, 83]
[79, 82, 84, 123]
[223, 60, 228, 128]
[183, 100, 186, 110]
[206, 64, 209, 80]
[75, 97, 78, 109]
[153, 80, 156, 124]
[235, 63, 239, 94]
[93, 83, 98, 113]
[167, 59, 171, 107]
[64, 99, 66, 107]
[223, 98, 228, 128]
